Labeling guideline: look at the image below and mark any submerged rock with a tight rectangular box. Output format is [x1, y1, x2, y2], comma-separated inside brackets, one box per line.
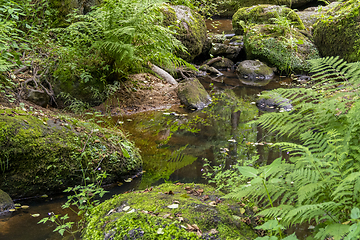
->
[0, 189, 14, 214]
[236, 60, 274, 86]
[177, 78, 212, 110]
[82, 183, 258, 240]
[256, 95, 293, 112]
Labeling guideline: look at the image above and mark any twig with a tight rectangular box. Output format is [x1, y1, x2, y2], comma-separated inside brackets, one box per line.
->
[82, 130, 93, 153]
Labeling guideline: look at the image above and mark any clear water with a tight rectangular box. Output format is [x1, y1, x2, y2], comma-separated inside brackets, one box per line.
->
[0, 73, 294, 240]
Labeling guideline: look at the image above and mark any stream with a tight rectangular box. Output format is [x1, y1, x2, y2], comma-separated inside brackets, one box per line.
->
[0, 20, 310, 240]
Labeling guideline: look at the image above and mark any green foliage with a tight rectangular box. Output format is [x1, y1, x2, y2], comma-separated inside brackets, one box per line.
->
[221, 56, 360, 239]
[39, 171, 109, 238]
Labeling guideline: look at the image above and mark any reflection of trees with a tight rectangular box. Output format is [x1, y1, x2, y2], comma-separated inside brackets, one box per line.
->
[118, 89, 283, 188]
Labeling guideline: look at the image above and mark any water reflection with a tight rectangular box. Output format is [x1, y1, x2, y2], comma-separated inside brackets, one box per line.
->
[1, 75, 291, 240]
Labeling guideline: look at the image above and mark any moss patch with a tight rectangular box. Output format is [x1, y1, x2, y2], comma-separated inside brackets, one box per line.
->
[83, 183, 258, 239]
[313, 0, 360, 62]
[0, 108, 142, 198]
[244, 24, 319, 73]
[232, 4, 305, 35]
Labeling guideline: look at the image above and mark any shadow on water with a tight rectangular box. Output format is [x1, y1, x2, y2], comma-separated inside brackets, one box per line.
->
[1, 74, 309, 239]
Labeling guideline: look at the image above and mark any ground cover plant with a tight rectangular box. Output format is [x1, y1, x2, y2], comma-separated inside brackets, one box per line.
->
[204, 56, 360, 239]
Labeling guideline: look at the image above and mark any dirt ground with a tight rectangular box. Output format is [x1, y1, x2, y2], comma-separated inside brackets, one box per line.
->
[94, 73, 181, 115]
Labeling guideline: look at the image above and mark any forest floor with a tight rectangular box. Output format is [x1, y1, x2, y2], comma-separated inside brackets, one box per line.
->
[0, 73, 181, 116]
[94, 73, 180, 115]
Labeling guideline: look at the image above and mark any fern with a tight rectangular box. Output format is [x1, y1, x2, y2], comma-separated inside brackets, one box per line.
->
[222, 57, 360, 239]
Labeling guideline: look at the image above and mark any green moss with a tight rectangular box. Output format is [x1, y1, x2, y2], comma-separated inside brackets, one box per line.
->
[83, 183, 258, 239]
[244, 24, 319, 73]
[162, 5, 207, 62]
[232, 5, 305, 35]
[177, 78, 211, 110]
[0, 109, 142, 197]
[313, 0, 360, 62]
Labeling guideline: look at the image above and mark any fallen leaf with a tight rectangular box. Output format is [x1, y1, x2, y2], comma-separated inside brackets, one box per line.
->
[31, 214, 40, 217]
[209, 201, 217, 206]
[162, 213, 171, 218]
[240, 208, 245, 214]
[184, 186, 191, 190]
[167, 204, 179, 209]
[21, 205, 29, 209]
[157, 228, 164, 234]
[124, 178, 132, 183]
[202, 195, 210, 201]
[209, 229, 218, 234]
[123, 206, 130, 211]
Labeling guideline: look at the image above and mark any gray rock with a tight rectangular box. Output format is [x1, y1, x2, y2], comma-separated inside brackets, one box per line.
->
[209, 43, 242, 61]
[162, 5, 207, 62]
[211, 58, 235, 70]
[177, 78, 212, 110]
[256, 95, 293, 112]
[0, 189, 14, 214]
[236, 60, 274, 86]
[23, 89, 50, 107]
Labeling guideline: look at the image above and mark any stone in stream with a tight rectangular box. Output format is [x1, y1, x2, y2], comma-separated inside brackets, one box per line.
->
[256, 94, 293, 112]
[177, 78, 212, 110]
[0, 189, 14, 214]
[235, 60, 274, 86]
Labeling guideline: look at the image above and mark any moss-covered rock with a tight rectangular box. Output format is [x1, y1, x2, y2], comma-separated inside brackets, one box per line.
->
[0, 189, 14, 213]
[82, 183, 258, 239]
[313, 0, 360, 62]
[0, 108, 142, 198]
[232, 4, 305, 35]
[244, 24, 319, 73]
[163, 5, 207, 62]
[297, 2, 340, 31]
[219, 0, 315, 17]
[177, 78, 212, 110]
[236, 60, 274, 86]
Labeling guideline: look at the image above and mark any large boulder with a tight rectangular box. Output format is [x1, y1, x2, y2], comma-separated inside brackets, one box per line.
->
[82, 183, 258, 239]
[0, 109, 142, 198]
[0, 189, 14, 214]
[236, 60, 274, 86]
[232, 5, 305, 35]
[297, 2, 340, 31]
[177, 78, 211, 110]
[244, 24, 320, 73]
[163, 5, 207, 62]
[218, 0, 317, 18]
[313, 0, 360, 62]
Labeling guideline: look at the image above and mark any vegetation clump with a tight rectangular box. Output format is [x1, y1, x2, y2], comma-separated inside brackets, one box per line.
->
[83, 183, 258, 239]
[0, 108, 141, 197]
[313, 0, 360, 63]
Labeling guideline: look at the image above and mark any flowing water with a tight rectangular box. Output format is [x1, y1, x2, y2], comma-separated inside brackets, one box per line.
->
[0, 19, 311, 240]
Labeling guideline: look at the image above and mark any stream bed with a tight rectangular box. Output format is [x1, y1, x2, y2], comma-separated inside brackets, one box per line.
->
[0, 19, 312, 240]
[0, 72, 302, 240]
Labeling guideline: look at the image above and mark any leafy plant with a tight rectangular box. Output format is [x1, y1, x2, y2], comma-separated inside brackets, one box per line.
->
[221, 56, 360, 239]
